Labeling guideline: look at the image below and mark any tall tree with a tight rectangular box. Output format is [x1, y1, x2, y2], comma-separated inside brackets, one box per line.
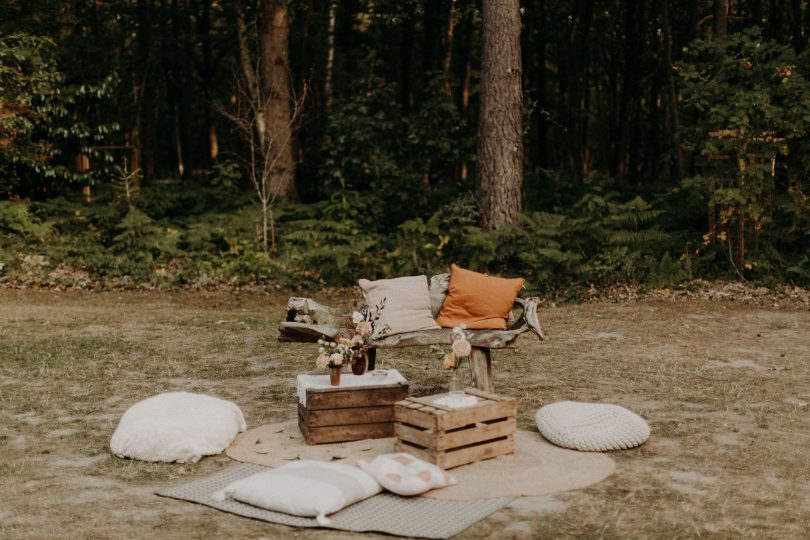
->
[260, 0, 297, 199]
[476, 0, 523, 230]
[713, 0, 729, 39]
[134, 0, 157, 182]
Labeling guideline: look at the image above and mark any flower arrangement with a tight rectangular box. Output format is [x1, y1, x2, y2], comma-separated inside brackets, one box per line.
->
[441, 323, 471, 369]
[315, 338, 348, 369]
[315, 300, 386, 371]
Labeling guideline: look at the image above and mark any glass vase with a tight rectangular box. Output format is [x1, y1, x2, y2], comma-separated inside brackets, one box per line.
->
[448, 369, 464, 399]
[351, 351, 367, 376]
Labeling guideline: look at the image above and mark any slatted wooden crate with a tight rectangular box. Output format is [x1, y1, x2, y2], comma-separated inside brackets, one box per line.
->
[394, 388, 517, 469]
[298, 381, 409, 445]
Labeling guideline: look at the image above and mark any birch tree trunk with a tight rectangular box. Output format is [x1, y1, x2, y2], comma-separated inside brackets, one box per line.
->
[477, 0, 523, 231]
[260, 0, 297, 200]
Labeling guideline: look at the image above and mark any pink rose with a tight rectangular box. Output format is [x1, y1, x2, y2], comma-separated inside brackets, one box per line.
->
[316, 354, 329, 369]
[452, 339, 471, 358]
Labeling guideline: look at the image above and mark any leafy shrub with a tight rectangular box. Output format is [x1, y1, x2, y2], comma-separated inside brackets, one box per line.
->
[111, 207, 178, 262]
[0, 200, 51, 240]
[0, 33, 118, 197]
[677, 27, 810, 280]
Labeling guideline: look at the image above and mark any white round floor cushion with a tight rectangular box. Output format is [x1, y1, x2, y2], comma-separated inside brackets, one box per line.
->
[110, 392, 247, 463]
[535, 401, 650, 451]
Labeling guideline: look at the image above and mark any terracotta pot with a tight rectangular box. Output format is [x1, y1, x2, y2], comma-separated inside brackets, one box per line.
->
[329, 366, 341, 386]
[351, 351, 367, 376]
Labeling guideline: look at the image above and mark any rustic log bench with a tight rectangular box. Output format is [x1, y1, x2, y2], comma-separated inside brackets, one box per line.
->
[278, 274, 546, 391]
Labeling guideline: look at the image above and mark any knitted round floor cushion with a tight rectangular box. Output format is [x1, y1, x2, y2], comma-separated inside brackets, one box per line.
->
[535, 401, 650, 452]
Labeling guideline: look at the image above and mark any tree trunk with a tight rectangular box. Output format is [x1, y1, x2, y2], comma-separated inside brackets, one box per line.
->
[458, 6, 475, 182]
[198, 0, 219, 164]
[442, 0, 456, 96]
[660, 0, 685, 181]
[613, 1, 642, 182]
[235, 0, 266, 149]
[558, 0, 594, 180]
[790, 0, 805, 53]
[714, 0, 729, 38]
[528, 0, 548, 172]
[324, 0, 337, 111]
[476, 0, 523, 231]
[135, 0, 156, 182]
[160, 0, 190, 179]
[259, 0, 297, 199]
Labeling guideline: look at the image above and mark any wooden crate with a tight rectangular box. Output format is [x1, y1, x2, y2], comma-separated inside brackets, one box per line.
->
[394, 388, 516, 469]
[298, 381, 409, 445]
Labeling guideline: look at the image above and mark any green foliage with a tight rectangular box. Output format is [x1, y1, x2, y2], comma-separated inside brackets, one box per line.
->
[208, 160, 242, 189]
[453, 193, 681, 292]
[111, 206, 178, 262]
[677, 27, 810, 278]
[0, 33, 119, 197]
[391, 193, 479, 276]
[317, 73, 473, 229]
[280, 211, 377, 285]
[0, 200, 51, 239]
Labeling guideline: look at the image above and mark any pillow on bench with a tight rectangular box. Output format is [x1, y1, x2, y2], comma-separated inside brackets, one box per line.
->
[437, 265, 525, 330]
[359, 275, 441, 338]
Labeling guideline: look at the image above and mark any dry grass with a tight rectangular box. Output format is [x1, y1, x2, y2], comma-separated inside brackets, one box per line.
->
[1, 289, 808, 539]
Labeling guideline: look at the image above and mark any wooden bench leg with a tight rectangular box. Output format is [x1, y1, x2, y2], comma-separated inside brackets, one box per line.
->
[469, 347, 494, 392]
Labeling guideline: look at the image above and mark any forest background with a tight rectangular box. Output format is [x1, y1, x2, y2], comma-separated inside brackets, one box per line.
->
[1, 0, 809, 298]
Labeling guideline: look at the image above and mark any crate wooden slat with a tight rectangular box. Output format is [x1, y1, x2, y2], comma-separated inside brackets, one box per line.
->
[298, 379, 409, 445]
[394, 388, 516, 469]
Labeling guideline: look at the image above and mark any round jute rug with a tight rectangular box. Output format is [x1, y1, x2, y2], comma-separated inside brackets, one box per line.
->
[226, 420, 616, 501]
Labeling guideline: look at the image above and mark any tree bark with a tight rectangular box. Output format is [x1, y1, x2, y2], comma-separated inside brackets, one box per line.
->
[235, 0, 266, 149]
[558, 0, 594, 180]
[160, 0, 190, 179]
[324, 0, 337, 111]
[135, 0, 156, 182]
[527, 0, 548, 172]
[476, 0, 523, 231]
[442, 0, 456, 96]
[399, 14, 414, 114]
[790, 0, 804, 53]
[613, 1, 642, 181]
[198, 0, 218, 164]
[660, 0, 686, 181]
[259, 0, 297, 199]
[713, 0, 729, 38]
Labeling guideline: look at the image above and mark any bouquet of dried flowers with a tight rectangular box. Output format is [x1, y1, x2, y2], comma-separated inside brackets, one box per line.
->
[315, 338, 348, 369]
[315, 300, 387, 370]
[440, 323, 471, 369]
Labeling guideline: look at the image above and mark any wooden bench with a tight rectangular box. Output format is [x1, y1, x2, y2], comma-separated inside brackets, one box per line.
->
[278, 274, 546, 391]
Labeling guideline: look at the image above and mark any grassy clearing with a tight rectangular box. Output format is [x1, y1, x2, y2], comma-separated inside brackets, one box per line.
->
[1, 289, 809, 538]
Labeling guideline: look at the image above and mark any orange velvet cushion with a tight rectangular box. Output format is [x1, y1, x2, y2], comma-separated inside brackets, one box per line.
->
[436, 265, 525, 329]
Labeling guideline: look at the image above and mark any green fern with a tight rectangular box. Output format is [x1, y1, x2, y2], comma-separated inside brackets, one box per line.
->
[0, 200, 51, 240]
[112, 206, 178, 261]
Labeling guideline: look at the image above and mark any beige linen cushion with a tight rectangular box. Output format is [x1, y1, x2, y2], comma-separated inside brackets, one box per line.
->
[212, 460, 381, 526]
[359, 275, 441, 338]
